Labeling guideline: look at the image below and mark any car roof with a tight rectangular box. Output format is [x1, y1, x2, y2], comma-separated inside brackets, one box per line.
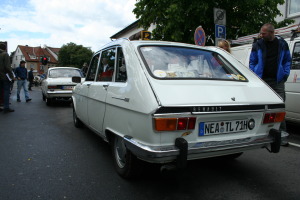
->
[96, 39, 218, 53]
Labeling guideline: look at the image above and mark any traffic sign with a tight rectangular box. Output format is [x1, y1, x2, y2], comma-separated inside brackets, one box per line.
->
[215, 24, 226, 38]
[194, 26, 206, 46]
[214, 8, 226, 25]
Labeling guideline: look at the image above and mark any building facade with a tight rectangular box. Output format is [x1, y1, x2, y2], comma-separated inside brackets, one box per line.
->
[11, 45, 60, 76]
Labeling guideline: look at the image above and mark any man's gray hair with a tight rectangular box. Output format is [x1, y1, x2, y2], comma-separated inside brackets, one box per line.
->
[262, 23, 275, 33]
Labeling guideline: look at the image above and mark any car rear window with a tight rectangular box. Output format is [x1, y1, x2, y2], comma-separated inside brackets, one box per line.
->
[49, 69, 83, 78]
[139, 46, 247, 81]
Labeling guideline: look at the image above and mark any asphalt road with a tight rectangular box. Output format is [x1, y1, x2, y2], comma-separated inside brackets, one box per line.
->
[0, 86, 300, 200]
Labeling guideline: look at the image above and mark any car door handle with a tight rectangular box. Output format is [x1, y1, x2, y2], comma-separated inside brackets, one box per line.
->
[87, 83, 91, 87]
[103, 84, 109, 90]
[112, 97, 130, 102]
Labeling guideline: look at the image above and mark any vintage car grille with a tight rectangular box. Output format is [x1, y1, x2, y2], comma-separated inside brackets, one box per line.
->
[155, 104, 285, 114]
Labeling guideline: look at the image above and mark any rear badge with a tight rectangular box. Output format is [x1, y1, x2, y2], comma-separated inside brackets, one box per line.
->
[231, 97, 236, 101]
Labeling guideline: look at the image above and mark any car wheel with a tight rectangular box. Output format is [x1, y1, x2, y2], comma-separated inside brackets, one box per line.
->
[46, 98, 52, 106]
[112, 135, 141, 179]
[73, 107, 83, 128]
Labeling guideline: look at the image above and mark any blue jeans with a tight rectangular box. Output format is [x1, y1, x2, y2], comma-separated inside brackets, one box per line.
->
[17, 80, 30, 100]
[0, 80, 11, 109]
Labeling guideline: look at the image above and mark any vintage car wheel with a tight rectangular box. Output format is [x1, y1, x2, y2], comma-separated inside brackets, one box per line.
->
[73, 107, 83, 128]
[46, 98, 52, 106]
[112, 135, 140, 178]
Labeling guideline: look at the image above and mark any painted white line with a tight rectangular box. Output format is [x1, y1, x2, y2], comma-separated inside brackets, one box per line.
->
[289, 142, 300, 148]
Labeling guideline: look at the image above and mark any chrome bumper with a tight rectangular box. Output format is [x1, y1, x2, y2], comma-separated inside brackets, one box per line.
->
[123, 130, 289, 164]
[46, 90, 72, 98]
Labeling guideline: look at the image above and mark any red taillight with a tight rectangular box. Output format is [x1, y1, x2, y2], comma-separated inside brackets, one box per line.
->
[177, 118, 188, 130]
[263, 112, 286, 124]
[48, 85, 57, 89]
[188, 117, 196, 129]
[154, 117, 196, 131]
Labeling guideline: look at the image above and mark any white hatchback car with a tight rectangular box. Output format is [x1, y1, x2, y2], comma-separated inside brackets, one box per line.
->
[72, 39, 288, 178]
[41, 67, 84, 105]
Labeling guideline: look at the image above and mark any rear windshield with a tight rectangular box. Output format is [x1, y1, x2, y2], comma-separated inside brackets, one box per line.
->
[49, 69, 83, 78]
[139, 46, 247, 81]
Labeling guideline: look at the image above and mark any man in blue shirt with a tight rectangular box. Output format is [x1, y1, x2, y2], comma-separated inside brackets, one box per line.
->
[15, 60, 31, 102]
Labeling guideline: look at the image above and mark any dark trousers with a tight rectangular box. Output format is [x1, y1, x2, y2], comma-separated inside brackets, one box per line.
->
[0, 80, 12, 109]
[264, 79, 286, 131]
[28, 80, 33, 90]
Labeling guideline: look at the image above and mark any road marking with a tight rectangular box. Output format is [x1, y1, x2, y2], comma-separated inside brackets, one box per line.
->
[289, 142, 300, 148]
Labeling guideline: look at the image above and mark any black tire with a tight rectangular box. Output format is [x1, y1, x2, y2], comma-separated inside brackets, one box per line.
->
[73, 107, 83, 128]
[46, 98, 52, 106]
[112, 135, 140, 179]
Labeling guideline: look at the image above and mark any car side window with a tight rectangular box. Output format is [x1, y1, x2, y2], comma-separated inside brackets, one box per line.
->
[96, 48, 116, 82]
[291, 42, 300, 70]
[86, 53, 100, 81]
[115, 47, 127, 82]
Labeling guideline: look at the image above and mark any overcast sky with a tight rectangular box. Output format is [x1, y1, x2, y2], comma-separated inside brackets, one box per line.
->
[0, 0, 137, 54]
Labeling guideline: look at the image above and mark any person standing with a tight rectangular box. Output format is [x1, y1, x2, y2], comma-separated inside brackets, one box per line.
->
[15, 60, 32, 102]
[249, 23, 291, 131]
[0, 43, 14, 113]
[28, 68, 34, 91]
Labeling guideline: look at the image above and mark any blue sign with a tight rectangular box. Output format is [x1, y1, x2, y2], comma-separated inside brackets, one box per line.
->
[215, 24, 226, 38]
[194, 26, 206, 46]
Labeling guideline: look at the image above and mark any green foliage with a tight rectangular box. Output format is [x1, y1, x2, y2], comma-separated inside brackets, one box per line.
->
[58, 42, 93, 68]
[133, 0, 294, 45]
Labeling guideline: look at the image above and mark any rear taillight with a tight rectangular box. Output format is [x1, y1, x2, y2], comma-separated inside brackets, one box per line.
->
[263, 112, 285, 124]
[154, 117, 196, 131]
[48, 85, 57, 89]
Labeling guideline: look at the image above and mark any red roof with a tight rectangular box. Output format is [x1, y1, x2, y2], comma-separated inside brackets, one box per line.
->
[18, 45, 60, 64]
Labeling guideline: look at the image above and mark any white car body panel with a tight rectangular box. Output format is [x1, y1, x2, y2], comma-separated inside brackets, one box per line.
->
[72, 39, 287, 164]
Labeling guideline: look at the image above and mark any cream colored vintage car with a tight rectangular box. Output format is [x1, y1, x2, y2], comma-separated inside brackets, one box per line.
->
[41, 67, 84, 106]
[72, 39, 288, 178]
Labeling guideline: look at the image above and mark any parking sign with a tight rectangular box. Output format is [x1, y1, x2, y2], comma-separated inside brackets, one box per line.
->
[215, 24, 226, 39]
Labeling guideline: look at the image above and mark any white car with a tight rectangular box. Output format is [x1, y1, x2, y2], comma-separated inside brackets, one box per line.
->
[41, 67, 84, 105]
[72, 39, 288, 178]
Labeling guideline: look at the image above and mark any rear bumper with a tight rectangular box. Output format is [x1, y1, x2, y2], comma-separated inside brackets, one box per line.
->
[46, 90, 73, 98]
[123, 130, 289, 164]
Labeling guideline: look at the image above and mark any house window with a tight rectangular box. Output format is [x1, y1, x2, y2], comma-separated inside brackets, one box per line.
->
[29, 55, 36, 59]
[288, 0, 300, 17]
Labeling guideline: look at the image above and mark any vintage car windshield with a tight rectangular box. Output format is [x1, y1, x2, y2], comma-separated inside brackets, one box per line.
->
[140, 46, 247, 81]
[49, 69, 83, 78]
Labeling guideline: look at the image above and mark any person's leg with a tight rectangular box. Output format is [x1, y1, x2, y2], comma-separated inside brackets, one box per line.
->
[28, 80, 31, 90]
[17, 80, 22, 101]
[23, 80, 30, 100]
[267, 80, 286, 131]
[3, 80, 11, 110]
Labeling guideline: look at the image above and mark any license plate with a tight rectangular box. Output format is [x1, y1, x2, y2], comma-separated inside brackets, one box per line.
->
[199, 119, 248, 136]
[63, 86, 73, 90]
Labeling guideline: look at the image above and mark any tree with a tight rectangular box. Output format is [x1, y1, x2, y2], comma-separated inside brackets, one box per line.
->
[58, 42, 93, 68]
[133, 0, 294, 45]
